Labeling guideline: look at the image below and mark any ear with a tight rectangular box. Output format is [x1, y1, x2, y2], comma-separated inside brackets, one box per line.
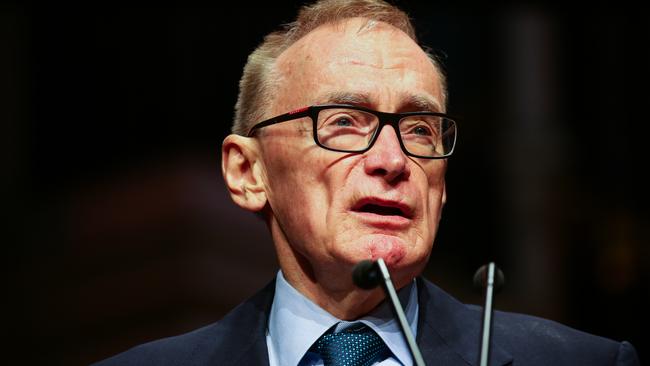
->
[221, 134, 267, 212]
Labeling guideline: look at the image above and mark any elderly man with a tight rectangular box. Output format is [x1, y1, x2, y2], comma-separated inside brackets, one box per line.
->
[95, 0, 639, 365]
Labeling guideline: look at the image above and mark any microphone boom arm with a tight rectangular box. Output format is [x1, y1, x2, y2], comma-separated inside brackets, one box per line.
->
[476, 262, 503, 366]
[376, 258, 426, 366]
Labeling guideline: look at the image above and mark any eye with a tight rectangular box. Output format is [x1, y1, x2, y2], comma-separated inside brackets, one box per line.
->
[318, 109, 374, 132]
[413, 125, 432, 136]
[334, 117, 353, 127]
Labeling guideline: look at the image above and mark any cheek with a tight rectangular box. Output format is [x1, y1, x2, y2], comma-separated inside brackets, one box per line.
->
[423, 167, 447, 224]
[262, 142, 339, 230]
[265, 151, 314, 210]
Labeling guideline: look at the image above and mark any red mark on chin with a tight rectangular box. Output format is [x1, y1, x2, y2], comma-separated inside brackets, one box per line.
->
[368, 237, 406, 267]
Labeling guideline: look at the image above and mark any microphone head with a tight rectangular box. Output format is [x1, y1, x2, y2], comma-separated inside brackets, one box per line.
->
[473, 263, 505, 294]
[352, 260, 381, 290]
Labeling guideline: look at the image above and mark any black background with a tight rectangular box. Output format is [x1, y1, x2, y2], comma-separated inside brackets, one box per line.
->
[3, 1, 648, 364]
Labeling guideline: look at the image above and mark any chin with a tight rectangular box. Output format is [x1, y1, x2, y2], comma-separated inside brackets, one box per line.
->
[362, 234, 407, 267]
[361, 234, 430, 286]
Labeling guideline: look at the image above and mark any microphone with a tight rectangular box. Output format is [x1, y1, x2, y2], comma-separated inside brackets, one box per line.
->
[352, 259, 426, 366]
[352, 259, 382, 289]
[473, 262, 505, 366]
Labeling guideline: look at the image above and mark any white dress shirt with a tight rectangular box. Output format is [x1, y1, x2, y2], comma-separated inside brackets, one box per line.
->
[266, 270, 419, 366]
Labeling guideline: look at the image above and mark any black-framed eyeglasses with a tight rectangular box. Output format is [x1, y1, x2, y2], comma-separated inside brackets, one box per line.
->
[247, 104, 457, 159]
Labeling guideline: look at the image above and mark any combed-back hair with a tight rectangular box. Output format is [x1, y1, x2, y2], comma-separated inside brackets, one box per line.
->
[232, 0, 446, 135]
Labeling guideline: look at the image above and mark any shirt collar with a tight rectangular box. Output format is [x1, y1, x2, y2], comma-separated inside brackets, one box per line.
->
[267, 270, 419, 366]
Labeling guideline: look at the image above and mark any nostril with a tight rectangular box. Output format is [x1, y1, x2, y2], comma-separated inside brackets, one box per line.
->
[364, 153, 410, 183]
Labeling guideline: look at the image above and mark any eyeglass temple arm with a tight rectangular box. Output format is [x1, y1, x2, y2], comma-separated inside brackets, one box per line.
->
[247, 107, 312, 136]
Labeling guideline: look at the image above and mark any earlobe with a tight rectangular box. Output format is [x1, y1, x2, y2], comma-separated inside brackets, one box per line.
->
[221, 134, 267, 212]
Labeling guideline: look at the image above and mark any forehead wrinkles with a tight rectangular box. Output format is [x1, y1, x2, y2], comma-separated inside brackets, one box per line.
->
[280, 19, 413, 70]
[274, 18, 438, 109]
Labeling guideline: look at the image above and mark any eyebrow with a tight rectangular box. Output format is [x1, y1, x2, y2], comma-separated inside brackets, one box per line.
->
[322, 91, 371, 106]
[321, 91, 442, 113]
[403, 94, 442, 113]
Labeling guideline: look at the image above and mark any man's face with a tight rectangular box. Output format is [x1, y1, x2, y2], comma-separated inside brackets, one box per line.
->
[258, 18, 447, 288]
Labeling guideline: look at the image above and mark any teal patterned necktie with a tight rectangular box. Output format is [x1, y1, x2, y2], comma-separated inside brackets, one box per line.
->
[309, 323, 390, 366]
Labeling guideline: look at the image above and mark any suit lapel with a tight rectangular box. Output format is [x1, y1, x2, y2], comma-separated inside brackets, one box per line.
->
[416, 278, 513, 366]
[212, 276, 514, 365]
[206, 279, 275, 366]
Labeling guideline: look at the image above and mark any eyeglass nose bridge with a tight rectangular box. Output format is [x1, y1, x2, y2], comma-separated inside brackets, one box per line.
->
[363, 110, 412, 156]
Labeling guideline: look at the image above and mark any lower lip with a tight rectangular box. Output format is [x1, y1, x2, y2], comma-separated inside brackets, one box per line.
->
[350, 211, 411, 229]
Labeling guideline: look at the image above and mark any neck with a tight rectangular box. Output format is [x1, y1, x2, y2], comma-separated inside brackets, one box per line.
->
[269, 224, 389, 320]
[268, 214, 423, 319]
[285, 262, 386, 320]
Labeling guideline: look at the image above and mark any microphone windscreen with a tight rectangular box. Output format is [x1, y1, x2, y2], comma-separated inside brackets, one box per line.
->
[352, 260, 381, 290]
[473, 264, 505, 293]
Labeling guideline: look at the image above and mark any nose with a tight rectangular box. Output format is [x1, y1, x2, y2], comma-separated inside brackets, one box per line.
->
[363, 125, 410, 183]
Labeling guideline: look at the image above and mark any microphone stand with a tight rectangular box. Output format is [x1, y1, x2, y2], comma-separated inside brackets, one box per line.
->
[375, 258, 426, 366]
[477, 262, 499, 366]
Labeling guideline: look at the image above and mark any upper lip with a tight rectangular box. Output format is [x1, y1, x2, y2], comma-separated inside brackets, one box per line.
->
[351, 197, 414, 219]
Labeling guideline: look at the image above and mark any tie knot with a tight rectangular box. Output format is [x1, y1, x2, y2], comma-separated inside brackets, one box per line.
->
[310, 323, 390, 366]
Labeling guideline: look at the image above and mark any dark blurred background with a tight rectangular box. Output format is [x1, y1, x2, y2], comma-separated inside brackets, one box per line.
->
[3, 1, 648, 365]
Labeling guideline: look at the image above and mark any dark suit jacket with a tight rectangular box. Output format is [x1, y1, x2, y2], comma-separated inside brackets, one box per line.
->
[94, 278, 640, 365]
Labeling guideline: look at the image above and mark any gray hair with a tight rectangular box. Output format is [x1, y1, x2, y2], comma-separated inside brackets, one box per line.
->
[232, 0, 447, 135]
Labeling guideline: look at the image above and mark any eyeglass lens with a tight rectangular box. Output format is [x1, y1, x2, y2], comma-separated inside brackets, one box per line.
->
[316, 108, 455, 157]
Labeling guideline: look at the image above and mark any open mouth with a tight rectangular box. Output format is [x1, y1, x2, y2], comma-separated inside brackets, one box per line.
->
[352, 199, 412, 219]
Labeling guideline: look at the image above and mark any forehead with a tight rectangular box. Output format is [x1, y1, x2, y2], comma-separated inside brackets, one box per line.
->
[273, 18, 443, 112]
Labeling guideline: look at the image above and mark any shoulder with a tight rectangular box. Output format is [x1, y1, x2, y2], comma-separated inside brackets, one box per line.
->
[488, 308, 639, 365]
[417, 278, 639, 365]
[92, 322, 226, 366]
[92, 279, 276, 366]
